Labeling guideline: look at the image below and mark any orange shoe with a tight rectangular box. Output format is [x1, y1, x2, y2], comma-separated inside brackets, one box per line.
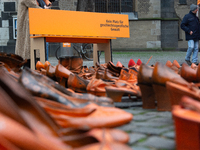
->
[172, 60, 180, 69]
[172, 96, 200, 150]
[166, 60, 172, 68]
[44, 61, 51, 70]
[180, 63, 197, 82]
[116, 61, 123, 67]
[36, 61, 45, 71]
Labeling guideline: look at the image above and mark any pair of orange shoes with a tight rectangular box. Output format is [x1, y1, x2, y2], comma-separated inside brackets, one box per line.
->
[36, 60, 51, 71]
[138, 62, 189, 111]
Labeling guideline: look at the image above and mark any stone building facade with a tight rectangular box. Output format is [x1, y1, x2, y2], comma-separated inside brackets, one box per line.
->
[0, 0, 196, 56]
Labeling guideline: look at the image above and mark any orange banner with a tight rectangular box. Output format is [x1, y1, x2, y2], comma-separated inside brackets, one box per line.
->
[29, 8, 130, 38]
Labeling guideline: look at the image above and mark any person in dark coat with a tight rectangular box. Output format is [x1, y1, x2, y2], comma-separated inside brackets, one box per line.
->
[181, 4, 200, 65]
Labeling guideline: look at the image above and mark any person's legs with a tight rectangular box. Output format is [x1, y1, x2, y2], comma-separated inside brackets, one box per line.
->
[192, 40, 199, 64]
[185, 40, 194, 65]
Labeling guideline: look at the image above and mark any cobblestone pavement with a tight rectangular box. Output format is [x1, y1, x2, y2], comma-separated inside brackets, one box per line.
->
[114, 97, 175, 150]
[48, 51, 193, 150]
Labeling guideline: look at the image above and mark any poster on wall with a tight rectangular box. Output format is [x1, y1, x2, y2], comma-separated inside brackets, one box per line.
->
[13, 17, 17, 39]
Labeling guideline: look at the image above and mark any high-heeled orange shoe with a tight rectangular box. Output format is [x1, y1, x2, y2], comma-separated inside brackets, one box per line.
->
[166, 60, 172, 68]
[172, 60, 180, 69]
[44, 61, 51, 69]
[46, 64, 56, 80]
[105, 80, 141, 102]
[166, 81, 199, 106]
[119, 69, 130, 81]
[127, 68, 138, 84]
[172, 96, 200, 150]
[180, 63, 197, 82]
[36, 61, 45, 71]
[165, 60, 180, 74]
[138, 63, 156, 109]
[59, 56, 83, 74]
[191, 63, 198, 70]
[68, 73, 89, 93]
[116, 61, 124, 67]
[152, 62, 189, 111]
[87, 78, 113, 97]
[55, 64, 73, 87]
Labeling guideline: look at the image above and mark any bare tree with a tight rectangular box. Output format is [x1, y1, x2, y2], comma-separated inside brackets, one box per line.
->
[76, 0, 95, 12]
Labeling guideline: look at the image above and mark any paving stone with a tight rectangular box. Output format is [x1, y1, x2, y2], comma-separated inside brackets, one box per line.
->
[116, 122, 137, 131]
[133, 114, 157, 121]
[138, 136, 176, 150]
[115, 102, 142, 108]
[157, 111, 173, 118]
[133, 121, 172, 127]
[131, 146, 150, 150]
[163, 131, 175, 139]
[122, 108, 147, 115]
[128, 133, 147, 145]
[162, 125, 175, 131]
[149, 116, 174, 124]
[143, 111, 160, 116]
[131, 126, 171, 135]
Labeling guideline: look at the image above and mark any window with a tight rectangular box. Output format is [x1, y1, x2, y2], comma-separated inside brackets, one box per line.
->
[179, 0, 187, 5]
[95, 0, 134, 13]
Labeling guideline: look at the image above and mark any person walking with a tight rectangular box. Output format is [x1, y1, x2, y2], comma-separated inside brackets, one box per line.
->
[15, 0, 52, 68]
[181, 4, 200, 65]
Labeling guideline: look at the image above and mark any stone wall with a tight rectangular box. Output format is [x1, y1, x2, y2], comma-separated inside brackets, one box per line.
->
[112, 20, 161, 50]
[161, 20, 178, 49]
[138, 0, 161, 18]
[161, 0, 178, 50]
